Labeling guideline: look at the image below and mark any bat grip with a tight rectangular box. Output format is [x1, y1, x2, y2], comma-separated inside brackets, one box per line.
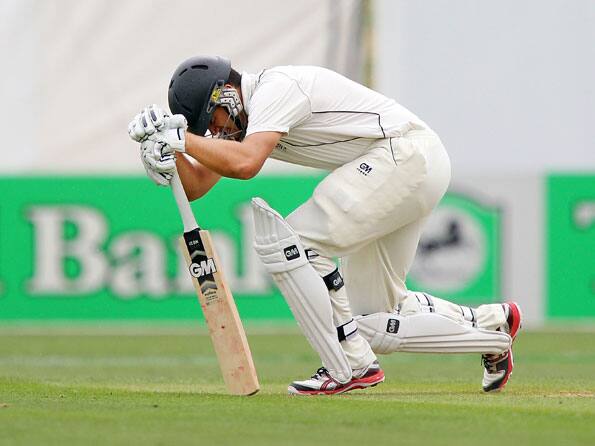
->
[171, 171, 199, 232]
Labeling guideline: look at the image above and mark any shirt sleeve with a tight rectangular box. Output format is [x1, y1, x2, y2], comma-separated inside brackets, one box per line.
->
[245, 73, 311, 136]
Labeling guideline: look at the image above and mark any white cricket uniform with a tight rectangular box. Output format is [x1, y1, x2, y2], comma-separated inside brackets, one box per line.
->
[242, 66, 506, 368]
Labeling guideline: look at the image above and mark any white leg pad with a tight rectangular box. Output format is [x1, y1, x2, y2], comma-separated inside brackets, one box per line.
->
[355, 312, 511, 354]
[251, 197, 352, 383]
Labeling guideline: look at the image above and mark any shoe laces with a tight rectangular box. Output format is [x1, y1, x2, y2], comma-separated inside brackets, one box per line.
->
[311, 367, 330, 380]
[482, 352, 508, 374]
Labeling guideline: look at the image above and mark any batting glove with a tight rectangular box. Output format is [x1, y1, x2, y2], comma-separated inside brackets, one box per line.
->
[128, 104, 165, 142]
[128, 104, 187, 152]
[140, 139, 176, 186]
[150, 114, 187, 153]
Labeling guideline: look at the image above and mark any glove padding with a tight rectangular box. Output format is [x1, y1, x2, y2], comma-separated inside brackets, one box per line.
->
[151, 114, 186, 152]
[128, 104, 166, 141]
[128, 104, 187, 152]
[140, 139, 175, 186]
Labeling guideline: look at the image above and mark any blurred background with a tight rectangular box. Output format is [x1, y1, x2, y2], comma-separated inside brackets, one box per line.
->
[0, 0, 593, 328]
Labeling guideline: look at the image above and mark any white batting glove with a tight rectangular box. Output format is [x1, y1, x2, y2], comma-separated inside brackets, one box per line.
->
[128, 105, 187, 152]
[150, 114, 187, 153]
[144, 164, 173, 186]
[128, 112, 144, 141]
[140, 139, 176, 186]
[128, 104, 166, 142]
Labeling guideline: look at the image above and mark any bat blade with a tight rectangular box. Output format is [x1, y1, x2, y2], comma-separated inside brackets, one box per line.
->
[180, 228, 259, 396]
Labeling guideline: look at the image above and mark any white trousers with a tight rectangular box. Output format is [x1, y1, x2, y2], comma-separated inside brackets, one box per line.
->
[287, 125, 506, 367]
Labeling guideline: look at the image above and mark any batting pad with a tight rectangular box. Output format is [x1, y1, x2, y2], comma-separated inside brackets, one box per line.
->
[356, 312, 511, 355]
[251, 197, 352, 383]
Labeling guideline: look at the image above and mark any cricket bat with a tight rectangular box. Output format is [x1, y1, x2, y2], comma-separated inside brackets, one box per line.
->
[170, 172, 259, 396]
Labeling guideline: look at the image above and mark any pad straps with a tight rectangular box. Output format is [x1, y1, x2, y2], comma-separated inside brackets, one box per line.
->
[321, 268, 356, 342]
[336, 319, 358, 342]
[322, 268, 344, 292]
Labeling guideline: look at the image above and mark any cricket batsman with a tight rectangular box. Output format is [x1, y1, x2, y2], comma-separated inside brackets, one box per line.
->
[128, 56, 522, 395]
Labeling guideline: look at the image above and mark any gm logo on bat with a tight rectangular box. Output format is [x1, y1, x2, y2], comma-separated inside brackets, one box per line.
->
[189, 258, 218, 278]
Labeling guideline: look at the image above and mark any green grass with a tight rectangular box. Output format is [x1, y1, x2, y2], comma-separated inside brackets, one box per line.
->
[1, 327, 594, 445]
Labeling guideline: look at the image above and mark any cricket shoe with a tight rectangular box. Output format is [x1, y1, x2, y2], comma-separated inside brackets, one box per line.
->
[288, 361, 385, 396]
[482, 302, 522, 392]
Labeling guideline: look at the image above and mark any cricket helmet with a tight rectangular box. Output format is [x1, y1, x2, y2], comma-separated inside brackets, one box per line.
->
[168, 55, 238, 136]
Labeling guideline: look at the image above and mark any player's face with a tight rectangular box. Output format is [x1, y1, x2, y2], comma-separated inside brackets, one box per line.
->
[208, 107, 239, 139]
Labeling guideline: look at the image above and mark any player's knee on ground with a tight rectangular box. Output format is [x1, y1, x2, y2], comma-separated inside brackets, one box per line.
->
[356, 311, 511, 355]
[401, 291, 507, 330]
[400, 291, 468, 325]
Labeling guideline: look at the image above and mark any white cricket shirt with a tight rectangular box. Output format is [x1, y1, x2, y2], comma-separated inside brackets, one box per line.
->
[241, 65, 426, 170]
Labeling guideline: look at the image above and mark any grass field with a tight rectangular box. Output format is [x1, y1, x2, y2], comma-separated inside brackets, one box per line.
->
[1, 326, 594, 446]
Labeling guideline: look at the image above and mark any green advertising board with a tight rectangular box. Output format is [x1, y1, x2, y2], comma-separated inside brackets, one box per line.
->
[407, 192, 501, 305]
[0, 176, 502, 321]
[547, 174, 595, 319]
[0, 176, 320, 321]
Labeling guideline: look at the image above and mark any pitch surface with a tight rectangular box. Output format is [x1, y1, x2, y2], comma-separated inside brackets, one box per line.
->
[0, 327, 594, 445]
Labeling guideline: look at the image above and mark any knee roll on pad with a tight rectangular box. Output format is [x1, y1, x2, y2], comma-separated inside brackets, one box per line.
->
[401, 291, 481, 327]
[400, 291, 435, 315]
[251, 199, 309, 274]
[355, 312, 511, 354]
[251, 197, 352, 383]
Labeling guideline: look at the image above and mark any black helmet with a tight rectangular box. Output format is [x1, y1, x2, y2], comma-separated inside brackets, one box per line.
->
[168, 56, 231, 136]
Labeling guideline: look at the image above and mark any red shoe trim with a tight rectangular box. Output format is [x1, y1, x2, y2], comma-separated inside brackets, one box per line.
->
[289, 370, 385, 396]
[320, 378, 331, 391]
[496, 349, 514, 390]
[507, 302, 522, 340]
[351, 369, 385, 386]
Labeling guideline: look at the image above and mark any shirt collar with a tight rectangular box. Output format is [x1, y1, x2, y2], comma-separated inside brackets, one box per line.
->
[240, 70, 265, 115]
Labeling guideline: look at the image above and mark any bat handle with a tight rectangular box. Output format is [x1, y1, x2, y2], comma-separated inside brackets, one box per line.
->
[171, 171, 199, 232]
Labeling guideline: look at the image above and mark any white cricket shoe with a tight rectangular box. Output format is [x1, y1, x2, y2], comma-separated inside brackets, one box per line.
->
[288, 361, 385, 396]
[482, 302, 522, 392]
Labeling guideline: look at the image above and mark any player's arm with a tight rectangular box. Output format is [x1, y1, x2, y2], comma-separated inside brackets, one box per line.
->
[175, 153, 222, 201]
[184, 131, 282, 180]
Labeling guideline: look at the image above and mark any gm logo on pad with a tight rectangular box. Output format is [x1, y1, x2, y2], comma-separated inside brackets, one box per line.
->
[386, 318, 400, 334]
[332, 277, 343, 288]
[284, 245, 300, 261]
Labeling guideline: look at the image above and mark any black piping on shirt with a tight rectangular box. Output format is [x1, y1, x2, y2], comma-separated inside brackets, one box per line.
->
[280, 137, 362, 148]
[311, 110, 387, 138]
